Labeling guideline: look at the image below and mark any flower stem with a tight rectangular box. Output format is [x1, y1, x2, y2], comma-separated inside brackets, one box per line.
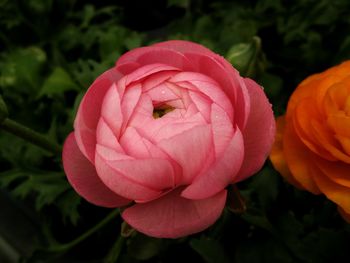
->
[227, 185, 247, 214]
[0, 118, 62, 154]
[104, 234, 125, 263]
[48, 209, 120, 252]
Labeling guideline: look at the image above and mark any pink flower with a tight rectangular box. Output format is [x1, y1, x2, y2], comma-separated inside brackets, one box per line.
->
[62, 40, 275, 238]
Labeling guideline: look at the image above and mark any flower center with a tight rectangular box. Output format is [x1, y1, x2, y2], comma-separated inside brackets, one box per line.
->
[153, 104, 175, 119]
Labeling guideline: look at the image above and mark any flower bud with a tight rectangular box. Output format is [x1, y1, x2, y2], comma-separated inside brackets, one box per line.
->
[226, 36, 265, 78]
[0, 95, 8, 124]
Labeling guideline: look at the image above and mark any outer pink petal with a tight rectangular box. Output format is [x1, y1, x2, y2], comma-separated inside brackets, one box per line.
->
[62, 133, 130, 207]
[125, 64, 180, 86]
[122, 188, 227, 238]
[157, 125, 214, 184]
[116, 47, 194, 71]
[95, 148, 163, 201]
[182, 128, 244, 200]
[235, 78, 275, 182]
[152, 40, 216, 57]
[211, 103, 234, 156]
[74, 68, 124, 162]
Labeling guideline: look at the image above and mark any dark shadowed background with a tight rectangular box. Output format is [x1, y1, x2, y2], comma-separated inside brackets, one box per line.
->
[1, 0, 350, 262]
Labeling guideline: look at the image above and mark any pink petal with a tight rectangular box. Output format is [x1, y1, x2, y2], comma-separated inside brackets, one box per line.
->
[152, 40, 216, 57]
[157, 125, 214, 184]
[121, 83, 142, 130]
[181, 53, 237, 101]
[77, 68, 124, 127]
[140, 138, 184, 185]
[122, 188, 227, 238]
[235, 78, 275, 182]
[74, 68, 124, 162]
[182, 53, 250, 129]
[116, 47, 194, 71]
[96, 118, 124, 153]
[211, 103, 234, 156]
[108, 158, 175, 191]
[188, 91, 212, 122]
[125, 64, 180, 86]
[233, 76, 251, 131]
[152, 40, 250, 129]
[166, 99, 185, 109]
[62, 133, 130, 207]
[171, 72, 234, 121]
[142, 70, 178, 92]
[96, 144, 132, 161]
[120, 126, 152, 158]
[73, 123, 96, 163]
[146, 83, 179, 103]
[182, 128, 244, 199]
[100, 83, 123, 137]
[127, 94, 154, 137]
[127, 96, 195, 144]
[95, 147, 163, 201]
[116, 61, 140, 75]
[152, 113, 207, 142]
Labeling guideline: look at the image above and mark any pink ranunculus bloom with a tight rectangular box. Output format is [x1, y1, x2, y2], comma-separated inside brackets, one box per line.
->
[62, 40, 275, 238]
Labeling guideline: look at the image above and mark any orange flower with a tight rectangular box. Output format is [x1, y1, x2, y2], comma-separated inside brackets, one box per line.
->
[270, 61, 350, 223]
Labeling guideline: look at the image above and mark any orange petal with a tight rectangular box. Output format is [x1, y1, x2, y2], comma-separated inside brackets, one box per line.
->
[293, 99, 336, 161]
[286, 77, 320, 119]
[311, 120, 350, 164]
[283, 120, 321, 194]
[270, 116, 303, 188]
[312, 165, 350, 214]
[327, 114, 350, 138]
[323, 82, 350, 114]
[334, 134, 350, 156]
[314, 75, 344, 116]
[315, 158, 350, 188]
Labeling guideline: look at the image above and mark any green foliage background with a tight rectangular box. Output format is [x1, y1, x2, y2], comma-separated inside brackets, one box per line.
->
[0, 0, 350, 262]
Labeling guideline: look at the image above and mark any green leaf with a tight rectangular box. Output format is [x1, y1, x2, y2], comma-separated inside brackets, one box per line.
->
[71, 59, 107, 88]
[55, 190, 81, 225]
[0, 47, 46, 92]
[6, 171, 69, 209]
[124, 32, 142, 50]
[39, 67, 79, 97]
[0, 169, 80, 224]
[190, 238, 230, 263]
[80, 5, 95, 28]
